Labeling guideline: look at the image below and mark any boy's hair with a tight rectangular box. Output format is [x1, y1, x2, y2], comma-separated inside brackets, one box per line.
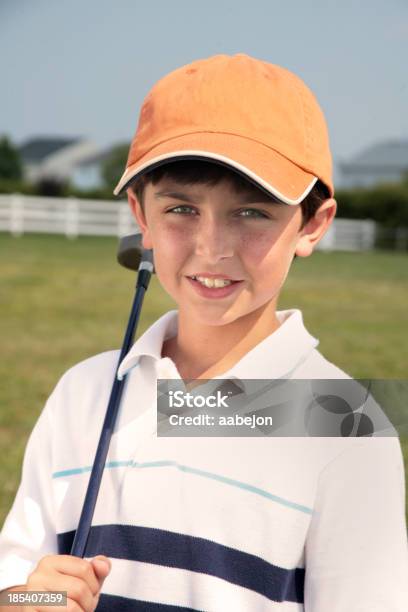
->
[130, 159, 331, 235]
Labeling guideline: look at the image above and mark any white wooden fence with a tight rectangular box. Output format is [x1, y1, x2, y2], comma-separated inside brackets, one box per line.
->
[0, 194, 137, 239]
[0, 194, 377, 251]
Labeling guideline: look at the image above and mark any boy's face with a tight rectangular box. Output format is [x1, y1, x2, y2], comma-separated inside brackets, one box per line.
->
[128, 176, 335, 327]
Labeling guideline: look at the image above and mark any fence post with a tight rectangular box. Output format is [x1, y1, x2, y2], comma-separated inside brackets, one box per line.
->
[395, 227, 408, 251]
[361, 220, 375, 250]
[65, 197, 79, 239]
[10, 193, 24, 236]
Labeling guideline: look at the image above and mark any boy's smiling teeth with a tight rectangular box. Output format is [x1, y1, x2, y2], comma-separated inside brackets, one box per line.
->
[190, 275, 234, 288]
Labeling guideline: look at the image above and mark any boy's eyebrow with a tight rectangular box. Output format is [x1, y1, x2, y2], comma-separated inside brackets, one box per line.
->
[154, 190, 281, 205]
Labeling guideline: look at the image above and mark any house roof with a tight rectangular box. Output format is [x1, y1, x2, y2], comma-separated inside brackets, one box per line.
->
[346, 139, 408, 169]
[19, 137, 81, 163]
[77, 149, 115, 168]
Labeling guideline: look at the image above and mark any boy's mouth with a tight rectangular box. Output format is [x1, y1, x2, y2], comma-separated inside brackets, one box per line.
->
[187, 275, 241, 288]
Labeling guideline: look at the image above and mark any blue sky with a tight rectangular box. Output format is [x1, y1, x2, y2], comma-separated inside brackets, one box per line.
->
[1, 0, 407, 177]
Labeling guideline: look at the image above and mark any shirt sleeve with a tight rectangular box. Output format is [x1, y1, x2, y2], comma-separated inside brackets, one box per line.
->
[304, 436, 408, 611]
[0, 388, 58, 592]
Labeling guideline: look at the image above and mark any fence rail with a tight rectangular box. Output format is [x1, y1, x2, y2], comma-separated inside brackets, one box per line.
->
[0, 194, 137, 239]
[0, 193, 402, 251]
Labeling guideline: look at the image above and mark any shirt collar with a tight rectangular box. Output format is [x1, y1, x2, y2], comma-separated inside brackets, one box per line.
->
[117, 308, 319, 384]
[117, 310, 179, 380]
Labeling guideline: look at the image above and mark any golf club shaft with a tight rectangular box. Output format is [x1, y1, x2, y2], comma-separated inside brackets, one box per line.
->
[70, 264, 152, 558]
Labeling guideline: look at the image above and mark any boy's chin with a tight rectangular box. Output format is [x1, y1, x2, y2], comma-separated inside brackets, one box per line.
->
[179, 302, 259, 328]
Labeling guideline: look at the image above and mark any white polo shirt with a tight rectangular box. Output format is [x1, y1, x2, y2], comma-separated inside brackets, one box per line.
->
[1, 308, 407, 611]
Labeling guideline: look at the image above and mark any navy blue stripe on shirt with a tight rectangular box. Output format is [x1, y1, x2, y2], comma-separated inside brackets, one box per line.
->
[58, 524, 305, 604]
[97, 593, 200, 612]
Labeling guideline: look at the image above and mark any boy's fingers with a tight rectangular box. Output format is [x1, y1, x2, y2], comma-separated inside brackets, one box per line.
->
[36, 574, 94, 611]
[91, 555, 111, 584]
[33, 554, 101, 597]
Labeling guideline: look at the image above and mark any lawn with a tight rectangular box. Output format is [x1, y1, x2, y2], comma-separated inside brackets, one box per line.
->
[0, 233, 407, 525]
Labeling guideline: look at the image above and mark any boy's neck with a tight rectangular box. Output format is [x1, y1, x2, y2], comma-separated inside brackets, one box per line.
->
[161, 300, 281, 381]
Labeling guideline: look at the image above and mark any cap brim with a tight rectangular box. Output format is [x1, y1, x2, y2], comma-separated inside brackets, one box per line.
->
[113, 132, 319, 205]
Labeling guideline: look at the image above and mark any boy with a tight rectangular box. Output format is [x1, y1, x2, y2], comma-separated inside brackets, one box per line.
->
[1, 53, 407, 611]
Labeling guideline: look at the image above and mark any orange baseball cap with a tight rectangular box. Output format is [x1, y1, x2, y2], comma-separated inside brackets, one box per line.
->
[114, 53, 333, 205]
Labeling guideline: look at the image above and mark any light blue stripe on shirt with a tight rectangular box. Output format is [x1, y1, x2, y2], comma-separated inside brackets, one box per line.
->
[52, 459, 313, 515]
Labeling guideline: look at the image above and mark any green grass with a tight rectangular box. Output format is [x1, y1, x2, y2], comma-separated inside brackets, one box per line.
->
[0, 234, 407, 526]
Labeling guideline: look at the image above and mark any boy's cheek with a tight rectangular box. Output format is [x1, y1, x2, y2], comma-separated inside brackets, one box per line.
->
[241, 232, 296, 271]
[151, 222, 192, 247]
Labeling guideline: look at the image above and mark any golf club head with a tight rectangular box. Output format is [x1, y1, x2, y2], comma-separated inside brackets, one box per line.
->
[117, 233, 155, 273]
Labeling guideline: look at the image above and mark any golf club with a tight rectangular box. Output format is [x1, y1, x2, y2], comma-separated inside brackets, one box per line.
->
[70, 233, 154, 558]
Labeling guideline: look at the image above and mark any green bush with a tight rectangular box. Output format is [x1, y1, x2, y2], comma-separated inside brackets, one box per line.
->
[336, 184, 408, 228]
[0, 178, 37, 195]
[0, 136, 22, 181]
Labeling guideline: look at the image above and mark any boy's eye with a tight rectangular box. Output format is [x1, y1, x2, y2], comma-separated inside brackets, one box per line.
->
[166, 206, 269, 219]
[167, 205, 197, 215]
[238, 208, 269, 219]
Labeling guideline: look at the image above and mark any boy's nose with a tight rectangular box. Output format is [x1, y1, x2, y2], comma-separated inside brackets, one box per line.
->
[193, 219, 235, 262]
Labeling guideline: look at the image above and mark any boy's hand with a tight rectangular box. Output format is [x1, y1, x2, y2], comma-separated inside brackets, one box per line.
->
[25, 554, 111, 611]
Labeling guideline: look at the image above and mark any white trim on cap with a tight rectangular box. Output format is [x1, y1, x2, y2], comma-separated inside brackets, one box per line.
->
[113, 150, 318, 205]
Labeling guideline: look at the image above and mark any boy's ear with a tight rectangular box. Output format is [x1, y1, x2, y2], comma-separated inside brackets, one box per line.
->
[295, 198, 337, 258]
[127, 188, 153, 250]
